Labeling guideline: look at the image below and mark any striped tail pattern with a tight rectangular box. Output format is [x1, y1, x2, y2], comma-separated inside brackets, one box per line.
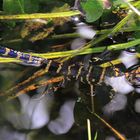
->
[0, 45, 48, 66]
[0, 45, 139, 98]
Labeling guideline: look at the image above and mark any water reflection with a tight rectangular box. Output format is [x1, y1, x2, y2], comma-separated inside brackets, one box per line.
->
[4, 93, 76, 135]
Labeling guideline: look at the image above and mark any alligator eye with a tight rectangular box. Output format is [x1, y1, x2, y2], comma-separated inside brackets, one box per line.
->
[71, 16, 81, 24]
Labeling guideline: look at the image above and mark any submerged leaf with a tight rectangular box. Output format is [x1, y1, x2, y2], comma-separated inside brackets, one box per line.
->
[3, 0, 39, 14]
[3, 0, 25, 14]
[81, 0, 104, 22]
